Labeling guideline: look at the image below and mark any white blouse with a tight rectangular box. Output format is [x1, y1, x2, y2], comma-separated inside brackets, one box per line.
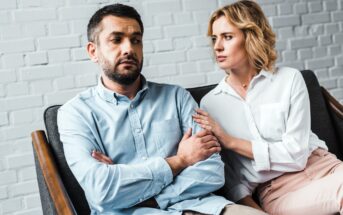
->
[200, 67, 328, 202]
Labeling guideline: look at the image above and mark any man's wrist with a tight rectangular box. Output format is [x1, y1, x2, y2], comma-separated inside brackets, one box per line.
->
[165, 155, 188, 176]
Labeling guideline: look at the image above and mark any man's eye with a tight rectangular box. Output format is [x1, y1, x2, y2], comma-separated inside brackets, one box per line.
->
[132, 38, 142, 44]
[112, 37, 122, 43]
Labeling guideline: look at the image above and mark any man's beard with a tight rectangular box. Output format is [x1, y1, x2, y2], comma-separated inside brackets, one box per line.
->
[99, 54, 143, 86]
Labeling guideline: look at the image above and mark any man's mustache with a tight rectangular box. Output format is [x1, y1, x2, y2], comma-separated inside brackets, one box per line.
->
[117, 55, 139, 66]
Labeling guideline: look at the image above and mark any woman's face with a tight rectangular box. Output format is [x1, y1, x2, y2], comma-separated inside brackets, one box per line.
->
[211, 16, 248, 71]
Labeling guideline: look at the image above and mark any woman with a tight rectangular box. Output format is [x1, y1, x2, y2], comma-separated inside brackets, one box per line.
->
[193, 1, 343, 214]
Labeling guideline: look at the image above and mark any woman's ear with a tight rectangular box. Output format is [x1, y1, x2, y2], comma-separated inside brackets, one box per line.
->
[87, 42, 98, 63]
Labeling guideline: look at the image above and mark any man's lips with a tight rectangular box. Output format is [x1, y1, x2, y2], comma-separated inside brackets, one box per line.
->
[216, 56, 226, 62]
[119, 59, 137, 66]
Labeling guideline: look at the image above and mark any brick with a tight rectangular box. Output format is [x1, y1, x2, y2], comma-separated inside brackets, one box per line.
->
[309, 24, 323, 36]
[18, 167, 37, 181]
[180, 62, 198, 74]
[329, 67, 343, 77]
[14, 208, 43, 215]
[336, 56, 343, 66]
[1, 25, 22, 39]
[38, 35, 80, 50]
[309, 1, 323, 13]
[10, 109, 34, 125]
[187, 47, 212, 61]
[315, 69, 329, 79]
[59, 6, 98, 20]
[333, 33, 343, 43]
[48, 49, 71, 63]
[324, 0, 337, 11]
[0, 11, 11, 24]
[325, 23, 339, 34]
[20, 65, 63, 81]
[165, 25, 199, 38]
[144, 27, 163, 40]
[194, 11, 211, 23]
[7, 153, 34, 169]
[1, 54, 25, 69]
[149, 51, 186, 65]
[17, 0, 41, 8]
[329, 45, 341, 56]
[6, 82, 29, 97]
[154, 39, 173, 52]
[0, 84, 5, 97]
[25, 52, 48, 66]
[0, 39, 35, 54]
[184, 0, 217, 11]
[278, 3, 292, 15]
[276, 40, 287, 50]
[71, 48, 88, 61]
[54, 76, 75, 90]
[206, 71, 224, 85]
[290, 37, 317, 49]
[45, 89, 83, 106]
[9, 181, 38, 197]
[71, 20, 88, 34]
[319, 35, 332, 46]
[0, 70, 16, 84]
[12, 137, 37, 154]
[282, 50, 297, 61]
[158, 64, 178, 76]
[332, 11, 343, 21]
[170, 74, 206, 88]
[306, 58, 334, 70]
[302, 13, 330, 25]
[320, 78, 337, 89]
[0, 171, 17, 186]
[23, 23, 46, 37]
[298, 48, 313, 60]
[174, 12, 193, 24]
[141, 66, 159, 78]
[48, 22, 70, 36]
[197, 60, 215, 72]
[0, 0, 16, 9]
[271, 15, 300, 28]
[75, 74, 97, 87]
[0, 95, 43, 112]
[0, 112, 8, 126]
[278, 27, 294, 40]
[155, 14, 173, 25]
[294, 26, 308, 37]
[14, 9, 56, 22]
[24, 194, 41, 209]
[262, 5, 277, 16]
[63, 61, 99, 75]
[294, 3, 307, 14]
[0, 186, 7, 200]
[1, 197, 23, 213]
[143, 42, 155, 53]
[31, 80, 54, 95]
[314, 47, 327, 58]
[144, 1, 181, 14]
[193, 36, 210, 47]
[330, 89, 343, 99]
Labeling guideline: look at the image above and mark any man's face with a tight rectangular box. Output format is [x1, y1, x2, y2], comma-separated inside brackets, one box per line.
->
[93, 15, 143, 85]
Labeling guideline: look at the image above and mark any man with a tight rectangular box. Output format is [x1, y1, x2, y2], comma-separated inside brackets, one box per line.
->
[58, 3, 267, 215]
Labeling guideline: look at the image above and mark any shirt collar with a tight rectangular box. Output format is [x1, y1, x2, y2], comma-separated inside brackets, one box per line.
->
[96, 75, 149, 104]
[212, 69, 274, 95]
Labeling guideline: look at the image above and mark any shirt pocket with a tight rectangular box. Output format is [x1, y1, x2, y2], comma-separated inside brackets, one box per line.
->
[151, 118, 182, 157]
[258, 102, 287, 141]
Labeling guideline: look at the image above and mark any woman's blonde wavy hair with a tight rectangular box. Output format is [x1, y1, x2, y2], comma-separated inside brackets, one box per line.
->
[208, 0, 277, 72]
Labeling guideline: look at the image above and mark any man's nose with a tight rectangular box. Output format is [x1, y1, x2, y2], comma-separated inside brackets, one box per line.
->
[121, 39, 134, 55]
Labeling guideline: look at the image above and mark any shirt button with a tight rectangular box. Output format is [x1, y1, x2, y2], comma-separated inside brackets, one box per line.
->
[130, 104, 134, 109]
[139, 198, 143, 202]
[136, 128, 141, 133]
[142, 156, 147, 160]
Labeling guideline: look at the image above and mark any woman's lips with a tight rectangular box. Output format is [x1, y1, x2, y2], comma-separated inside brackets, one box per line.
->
[216, 56, 226, 62]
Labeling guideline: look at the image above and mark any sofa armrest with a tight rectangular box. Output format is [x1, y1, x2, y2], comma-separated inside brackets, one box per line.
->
[31, 130, 76, 215]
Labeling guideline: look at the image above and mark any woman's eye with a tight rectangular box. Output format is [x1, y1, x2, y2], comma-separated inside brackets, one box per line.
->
[224, 35, 233, 40]
[211, 37, 217, 44]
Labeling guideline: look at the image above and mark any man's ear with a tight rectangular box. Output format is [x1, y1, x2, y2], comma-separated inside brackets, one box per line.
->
[87, 42, 98, 63]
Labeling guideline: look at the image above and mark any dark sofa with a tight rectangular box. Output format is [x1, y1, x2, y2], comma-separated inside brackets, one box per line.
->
[31, 70, 343, 215]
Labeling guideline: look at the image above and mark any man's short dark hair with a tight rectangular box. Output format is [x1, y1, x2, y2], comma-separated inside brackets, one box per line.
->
[87, 3, 144, 43]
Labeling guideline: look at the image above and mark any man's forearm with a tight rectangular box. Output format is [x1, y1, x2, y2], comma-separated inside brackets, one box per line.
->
[165, 155, 188, 176]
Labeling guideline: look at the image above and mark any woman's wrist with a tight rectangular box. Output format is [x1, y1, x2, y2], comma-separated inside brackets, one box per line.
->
[218, 131, 235, 149]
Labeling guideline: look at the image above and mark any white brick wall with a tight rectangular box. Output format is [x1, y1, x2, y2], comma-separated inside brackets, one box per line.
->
[0, 0, 343, 214]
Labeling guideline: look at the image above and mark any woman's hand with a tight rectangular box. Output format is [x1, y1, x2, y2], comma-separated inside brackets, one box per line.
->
[192, 109, 226, 140]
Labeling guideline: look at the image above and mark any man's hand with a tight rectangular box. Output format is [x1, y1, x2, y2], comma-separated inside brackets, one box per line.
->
[166, 128, 221, 176]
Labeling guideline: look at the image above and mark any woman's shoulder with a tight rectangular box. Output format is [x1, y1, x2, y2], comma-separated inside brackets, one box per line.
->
[273, 66, 303, 82]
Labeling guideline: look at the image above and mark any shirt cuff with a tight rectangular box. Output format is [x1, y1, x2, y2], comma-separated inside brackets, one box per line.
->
[225, 183, 251, 202]
[251, 140, 270, 172]
[146, 157, 173, 190]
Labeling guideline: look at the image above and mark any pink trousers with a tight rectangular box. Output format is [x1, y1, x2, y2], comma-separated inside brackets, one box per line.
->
[257, 149, 343, 215]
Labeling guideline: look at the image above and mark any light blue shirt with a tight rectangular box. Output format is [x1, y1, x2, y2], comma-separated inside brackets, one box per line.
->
[57, 76, 231, 215]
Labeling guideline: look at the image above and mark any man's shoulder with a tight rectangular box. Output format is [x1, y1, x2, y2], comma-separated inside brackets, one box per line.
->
[147, 81, 188, 95]
[59, 87, 96, 113]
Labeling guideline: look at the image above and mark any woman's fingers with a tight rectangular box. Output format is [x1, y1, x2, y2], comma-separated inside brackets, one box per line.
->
[92, 150, 113, 164]
[195, 108, 209, 116]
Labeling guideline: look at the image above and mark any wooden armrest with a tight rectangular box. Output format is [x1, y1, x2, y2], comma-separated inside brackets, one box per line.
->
[31, 130, 76, 215]
[321, 87, 343, 119]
